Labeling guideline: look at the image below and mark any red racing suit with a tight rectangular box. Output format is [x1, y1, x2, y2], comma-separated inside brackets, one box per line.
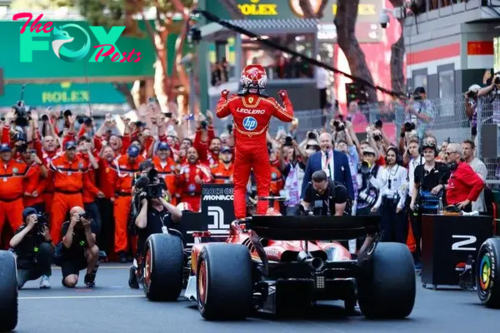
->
[216, 92, 293, 218]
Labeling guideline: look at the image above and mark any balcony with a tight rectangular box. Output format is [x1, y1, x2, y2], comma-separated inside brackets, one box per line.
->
[404, 0, 500, 31]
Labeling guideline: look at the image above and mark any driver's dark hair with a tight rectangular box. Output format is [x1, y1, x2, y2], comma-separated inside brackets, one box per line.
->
[312, 170, 328, 183]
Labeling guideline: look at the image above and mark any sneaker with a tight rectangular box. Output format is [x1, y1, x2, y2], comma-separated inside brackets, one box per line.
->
[128, 266, 139, 289]
[84, 273, 96, 288]
[39, 275, 51, 289]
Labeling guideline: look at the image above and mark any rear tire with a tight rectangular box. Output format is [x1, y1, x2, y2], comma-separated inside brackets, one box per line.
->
[143, 234, 184, 301]
[477, 238, 500, 308]
[197, 243, 253, 320]
[358, 243, 416, 319]
[0, 251, 18, 332]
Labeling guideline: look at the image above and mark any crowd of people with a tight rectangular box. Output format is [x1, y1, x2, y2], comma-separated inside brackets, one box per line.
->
[0, 73, 495, 289]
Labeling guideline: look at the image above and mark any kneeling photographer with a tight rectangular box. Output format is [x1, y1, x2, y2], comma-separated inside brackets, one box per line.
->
[128, 168, 182, 289]
[55, 207, 100, 288]
[10, 208, 53, 289]
[299, 170, 348, 216]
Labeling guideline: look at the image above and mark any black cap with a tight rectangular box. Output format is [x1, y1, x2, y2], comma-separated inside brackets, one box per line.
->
[414, 87, 426, 95]
[22, 207, 37, 222]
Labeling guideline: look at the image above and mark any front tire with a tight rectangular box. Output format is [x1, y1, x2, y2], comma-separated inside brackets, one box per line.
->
[143, 234, 184, 301]
[358, 243, 416, 319]
[477, 238, 500, 308]
[0, 251, 18, 332]
[197, 243, 253, 320]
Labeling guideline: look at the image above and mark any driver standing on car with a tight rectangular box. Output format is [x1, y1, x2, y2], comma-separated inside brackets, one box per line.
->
[300, 170, 348, 216]
[128, 172, 182, 289]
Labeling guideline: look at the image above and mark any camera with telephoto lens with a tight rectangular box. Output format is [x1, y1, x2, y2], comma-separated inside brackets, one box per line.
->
[41, 114, 49, 122]
[13, 101, 30, 127]
[333, 120, 345, 132]
[79, 212, 90, 221]
[358, 190, 376, 206]
[145, 184, 163, 198]
[35, 213, 50, 233]
[404, 122, 416, 132]
[358, 161, 372, 175]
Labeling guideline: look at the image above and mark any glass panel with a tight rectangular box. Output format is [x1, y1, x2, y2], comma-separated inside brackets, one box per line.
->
[413, 74, 428, 91]
[439, 69, 455, 117]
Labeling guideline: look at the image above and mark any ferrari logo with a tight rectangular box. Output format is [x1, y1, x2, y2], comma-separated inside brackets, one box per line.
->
[249, 97, 254, 103]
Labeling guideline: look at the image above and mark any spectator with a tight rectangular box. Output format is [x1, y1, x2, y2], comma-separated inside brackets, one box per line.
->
[10, 208, 53, 289]
[108, 145, 144, 263]
[405, 87, 435, 139]
[371, 147, 408, 243]
[211, 146, 234, 184]
[356, 147, 382, 216]
[178, 147, 213, 212]
[302, 133, 353, 200]
[152, 142, 179, 205]
[280, 141, 307, 215]
[57, 206, 99, 288]
[462, 140, 488, 212]
[443, 143, 484, 212]
[465, 84, 481, 142]
[347, 101, 368, 129]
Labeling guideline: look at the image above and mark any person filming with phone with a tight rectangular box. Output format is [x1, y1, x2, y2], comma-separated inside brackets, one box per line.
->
[10, 208, 54, 289]
[55, 206, 100, 288]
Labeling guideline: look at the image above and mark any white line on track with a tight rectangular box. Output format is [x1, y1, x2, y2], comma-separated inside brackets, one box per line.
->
[20, 295, 145, 300]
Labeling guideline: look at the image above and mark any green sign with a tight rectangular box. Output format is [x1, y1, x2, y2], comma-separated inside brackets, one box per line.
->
[0, 82, 127, 107]
[1, 20, 156, 81]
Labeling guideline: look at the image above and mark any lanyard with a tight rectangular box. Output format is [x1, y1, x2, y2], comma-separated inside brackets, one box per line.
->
[323, 152, 334, 180]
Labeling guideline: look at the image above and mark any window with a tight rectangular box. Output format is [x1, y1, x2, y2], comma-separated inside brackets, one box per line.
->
[241, 33, 315, 80]
[413, 74, 427, 91]
[439, 69, 455, 117]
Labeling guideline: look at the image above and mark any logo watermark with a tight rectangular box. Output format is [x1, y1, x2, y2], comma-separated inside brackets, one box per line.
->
[13, 13, 143, 63]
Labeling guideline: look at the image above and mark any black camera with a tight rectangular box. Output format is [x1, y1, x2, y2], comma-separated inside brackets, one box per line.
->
[466, 90, 478, 99]
[413, 94, 422, 101]
[200, 120, 208, 130]
[79, 212, 90, 220]
[13, 101, 29, 127]
[374, 120, 383, 129]
[358, 161, 371, 175]
[307, 131, 317, 140]
[77, 116, 92, 126]
[373, 134, 382, 141]
[187, 26, 202, 44]
[226, 123, 233, 134]
[333, 120, 345, 132]
[41, 114, 49, 122]
[62, 110, 72, 118]
[145, 184, 163, 198]
[35, 213, 49, 233]
[284, 135, 293, 146]
[17, 143, 28, 153]
[495, 76, 500, 85]
[404, 122, 416, 132]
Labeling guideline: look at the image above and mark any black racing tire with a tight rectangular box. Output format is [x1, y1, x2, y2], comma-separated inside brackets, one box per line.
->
[0, 251, 18, 332]
[197, 243, 253, 320]
[476, 238, 500, 308]
[358, 243, 416, 319]
[143, 234, 184, 302]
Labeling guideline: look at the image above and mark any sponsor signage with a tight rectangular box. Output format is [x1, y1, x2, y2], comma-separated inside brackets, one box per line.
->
[421, 214, 492, 286]
[201, 184, 235, 235]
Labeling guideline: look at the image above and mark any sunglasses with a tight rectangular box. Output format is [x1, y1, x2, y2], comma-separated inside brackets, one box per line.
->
[445, 151, 457, 155]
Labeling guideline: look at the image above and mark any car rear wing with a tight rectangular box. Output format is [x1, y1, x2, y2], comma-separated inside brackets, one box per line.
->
[247, 215, 380, 241]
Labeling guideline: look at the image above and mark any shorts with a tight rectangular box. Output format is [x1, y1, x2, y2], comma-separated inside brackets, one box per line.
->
[61, 256, 88, 280]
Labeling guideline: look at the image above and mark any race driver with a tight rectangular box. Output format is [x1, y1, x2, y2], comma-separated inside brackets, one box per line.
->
[216, 64, 294, 219]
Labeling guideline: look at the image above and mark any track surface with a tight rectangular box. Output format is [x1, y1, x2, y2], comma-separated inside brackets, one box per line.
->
[15, 264, 500, 333]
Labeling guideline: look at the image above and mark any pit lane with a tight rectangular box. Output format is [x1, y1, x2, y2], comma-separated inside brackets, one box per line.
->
[16, 264, 499, 333]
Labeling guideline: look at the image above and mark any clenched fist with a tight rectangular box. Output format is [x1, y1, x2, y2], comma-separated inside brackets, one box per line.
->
[278, 90, 288, 100]
[221, 90, 230, 99]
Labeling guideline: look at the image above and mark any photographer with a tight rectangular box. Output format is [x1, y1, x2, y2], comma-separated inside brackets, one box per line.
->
[356, 147, 382, 216]
[404, 87, 435, 140]
[371, 147, 409, 243]
[10, 208, 53, 289]
[128, 171, 182, 289]
[300, 170, 347, 217]
[465, 84, 481, 141]
[57, 206, 99, 288]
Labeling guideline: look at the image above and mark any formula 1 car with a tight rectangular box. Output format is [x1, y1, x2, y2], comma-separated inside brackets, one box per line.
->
[183, 214, 416, 320]
[459, 237, 500, 308]
[0, 250, 18, 331]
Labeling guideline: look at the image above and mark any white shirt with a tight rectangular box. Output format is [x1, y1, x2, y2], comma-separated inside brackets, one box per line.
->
[321, 150, 334, 181]
[316, 67, 328, 89]
[408, 156, 424, 197]
[374, 165, 408, 210]
[469, 157, 488, 212]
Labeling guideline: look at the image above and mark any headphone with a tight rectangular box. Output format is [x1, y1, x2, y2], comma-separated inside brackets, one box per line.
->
[422, 143, 439, 157]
